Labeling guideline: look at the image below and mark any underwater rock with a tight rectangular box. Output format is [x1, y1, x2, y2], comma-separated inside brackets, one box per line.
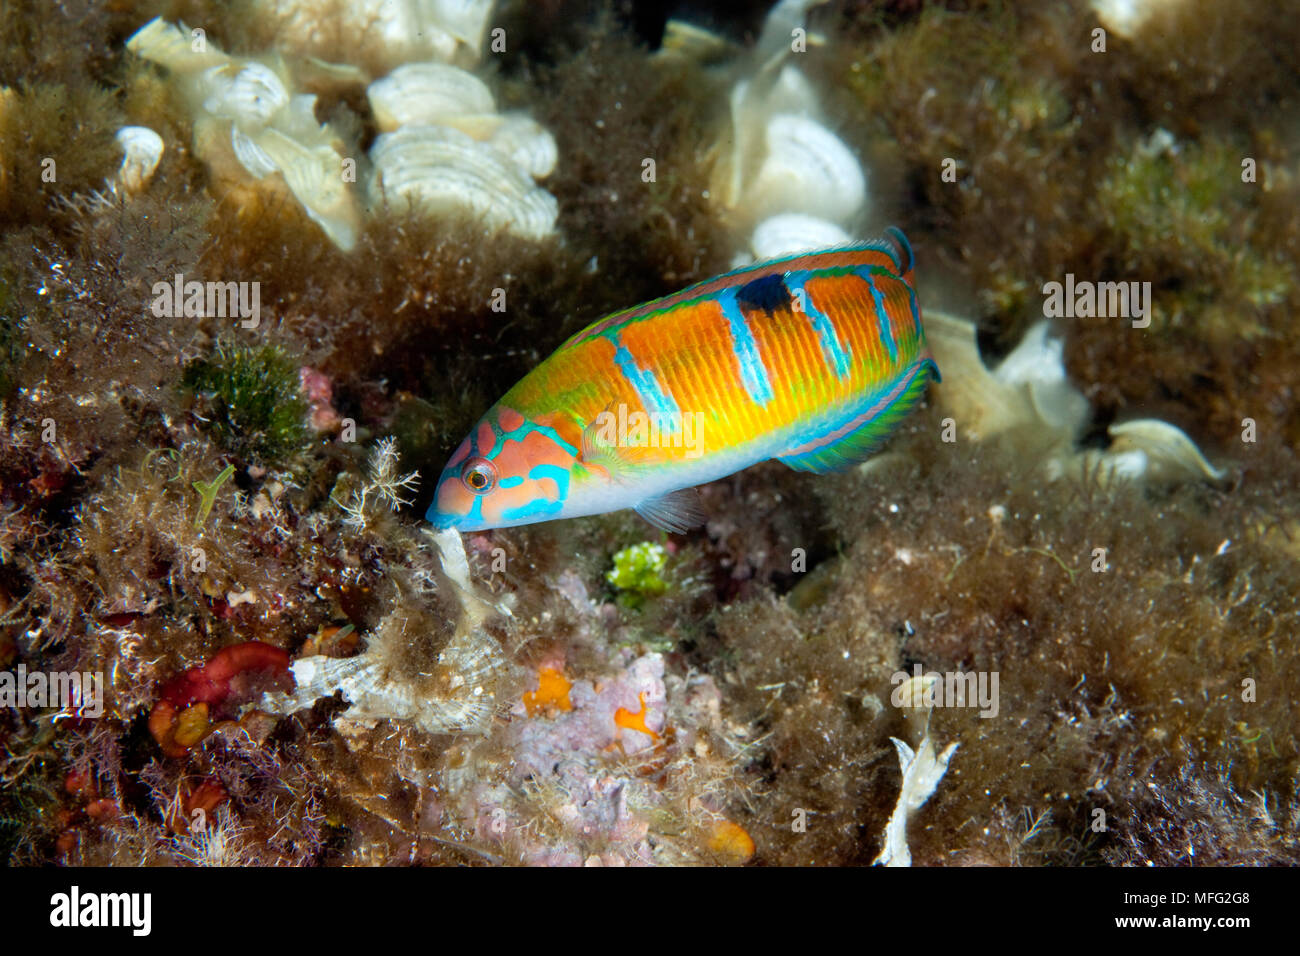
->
[441, 651, 742, 866]
[9, 0, 1295, 872]
[127, 17, 361, 250]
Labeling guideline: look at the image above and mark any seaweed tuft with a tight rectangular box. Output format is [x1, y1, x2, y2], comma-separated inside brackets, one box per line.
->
[182, 342, 311, 467]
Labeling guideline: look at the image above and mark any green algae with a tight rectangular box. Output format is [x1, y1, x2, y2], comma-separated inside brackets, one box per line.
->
[182, 343, 310, 466]
[607, 541, 670, 608]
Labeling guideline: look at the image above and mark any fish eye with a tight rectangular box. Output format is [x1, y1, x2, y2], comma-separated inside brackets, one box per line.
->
[460, 457, 497, 495]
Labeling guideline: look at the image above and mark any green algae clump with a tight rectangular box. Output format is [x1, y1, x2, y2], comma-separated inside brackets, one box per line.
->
[182, 342, 309, 466]
[607, 541, 670, 607]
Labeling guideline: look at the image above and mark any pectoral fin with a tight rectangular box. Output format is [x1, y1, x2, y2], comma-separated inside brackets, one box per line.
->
[580, 405, 659, 481]
[634, 487, 706, 534]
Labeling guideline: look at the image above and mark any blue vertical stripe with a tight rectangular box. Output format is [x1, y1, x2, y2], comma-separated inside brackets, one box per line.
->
[718, 288, 775, 406]
[787, 273, 852, 380]
[607, 332, 681, 434]
[863, 272, 899, 364]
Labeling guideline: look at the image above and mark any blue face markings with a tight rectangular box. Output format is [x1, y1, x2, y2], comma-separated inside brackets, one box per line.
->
[528, 463, 570, 501]
[427, 485, 486, 528]
[500, 497, 564, 522]
[499, 464, 570, 522]
[786, 272, 852, 381]
[489, 416, 580, 460]
[718, 287, 775, 407]
[429, 427, 577, 529]
[862, 271, 899, 364]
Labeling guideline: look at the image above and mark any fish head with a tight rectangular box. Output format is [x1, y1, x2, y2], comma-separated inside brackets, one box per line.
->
[427, 404, 590, 532]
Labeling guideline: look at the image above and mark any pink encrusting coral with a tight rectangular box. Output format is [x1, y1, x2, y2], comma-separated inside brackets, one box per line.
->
[453, 652, 735, 866]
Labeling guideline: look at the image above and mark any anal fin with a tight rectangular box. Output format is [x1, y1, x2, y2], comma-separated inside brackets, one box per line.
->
[634, 487, 706, 534]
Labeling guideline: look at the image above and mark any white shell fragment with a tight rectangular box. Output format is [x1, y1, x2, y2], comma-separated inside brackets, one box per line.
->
[657, 18, 735, 62]
[202, 61, 291, 128]
[259, 528, 512, 736]
[367, 67, 558, 177]
[114, 126, 164, 194]
[1091, 0, 1190, 41]
[367, 61, 495, 131]
[256, 0, 496, 71]
[432, 527, 512, 623]
[762, 63, 821, 119]
[926, 310, 1226, 490]
[249, 125, 361, 249]
[125, 16, 229, 72]
[1106, 419, 1227, 484]
[230, 126, 279, 178]
[924, 310, 1047, 442]
[364, 57, 560, 235]
[261, 614, 503, 735]
[750, 115, 866, 226]
[873, 732, 959, 867]
[993, 321, 1091, 435]
[709, 0, 867, 256]
[750, 213, 850, 259]
[755, 0, 829, 72]
[369, 124, 557, 239]
[127, 17, 361, 251]
[486, 114, 558, 179]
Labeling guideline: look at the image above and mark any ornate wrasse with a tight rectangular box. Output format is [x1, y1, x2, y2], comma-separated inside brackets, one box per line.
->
[427, 227, 939, 533]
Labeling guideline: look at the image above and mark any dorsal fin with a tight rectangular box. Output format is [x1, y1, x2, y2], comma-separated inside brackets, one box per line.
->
[558, 236, 912, 352]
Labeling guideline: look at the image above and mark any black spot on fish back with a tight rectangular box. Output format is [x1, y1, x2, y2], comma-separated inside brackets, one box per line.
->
[736, 272, 793, 316]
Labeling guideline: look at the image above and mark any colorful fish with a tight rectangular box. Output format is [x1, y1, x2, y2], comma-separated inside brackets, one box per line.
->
[427, 227, 939, 533]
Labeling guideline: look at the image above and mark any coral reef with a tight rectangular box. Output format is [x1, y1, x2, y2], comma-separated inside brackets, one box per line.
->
[0, 0, 1297, 869]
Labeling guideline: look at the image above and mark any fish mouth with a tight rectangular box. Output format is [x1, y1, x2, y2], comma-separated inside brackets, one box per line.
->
[425, 505, 458, 530]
